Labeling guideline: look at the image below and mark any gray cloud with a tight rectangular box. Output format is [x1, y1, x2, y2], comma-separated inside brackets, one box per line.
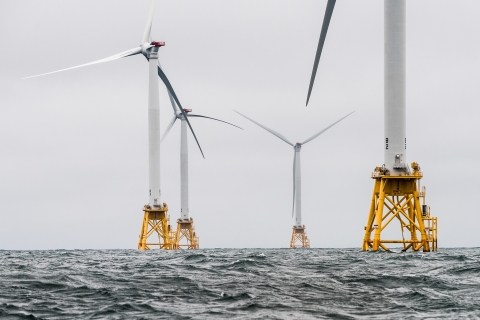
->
[0, 0, 479, 249]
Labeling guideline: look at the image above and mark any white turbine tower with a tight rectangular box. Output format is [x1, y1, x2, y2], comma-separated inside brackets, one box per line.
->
[235, 110, 354, 248]
[25, 0, 203, 250]
[161, 101, 242, 249]
[307, 0, 438, 252]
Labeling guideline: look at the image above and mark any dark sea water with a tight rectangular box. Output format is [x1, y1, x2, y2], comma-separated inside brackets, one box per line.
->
[0, 248, 479, 319]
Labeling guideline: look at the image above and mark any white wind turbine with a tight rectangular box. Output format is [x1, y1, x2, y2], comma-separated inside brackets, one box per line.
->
[24, 0, 203, 210]
[161, 101, 242, 222]
[235, 111, 354, 235]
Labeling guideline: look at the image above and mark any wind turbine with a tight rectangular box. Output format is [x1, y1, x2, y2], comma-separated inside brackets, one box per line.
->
[161, 100, 242, 249]
[235, 110, 354, 248]
[306, 0, 438, 252]
[25, 0, 202, 250]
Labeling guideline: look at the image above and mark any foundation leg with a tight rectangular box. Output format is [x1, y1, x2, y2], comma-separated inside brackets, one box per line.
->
[414, 190, 430, 252]
[373, 179, 387, 251]
[363, 179, 380, 251]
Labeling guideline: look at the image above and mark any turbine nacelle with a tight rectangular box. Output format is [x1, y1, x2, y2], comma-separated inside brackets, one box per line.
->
[176, 109, 192, 120]
[151, 41, 165, 47]
[141, 41, 165, 58]
[161, 109, 242, 144]
[177, 109, 192, 120]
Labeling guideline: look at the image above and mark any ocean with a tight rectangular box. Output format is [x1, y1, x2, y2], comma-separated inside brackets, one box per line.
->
[0, 248, 479, 319]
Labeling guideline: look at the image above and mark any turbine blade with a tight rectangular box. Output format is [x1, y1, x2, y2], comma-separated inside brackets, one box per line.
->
[167, 92, 179, 114]
[301, 110, 355, 145]
[292, 150, 296, 218]
[234, 111, 294, 146]
[157, 65, 205, 158]
[161, 115, 177, 143]
[187, 114, 244, 130]
[23, 47, 142, 79]
[306, 0, 336, 106]
[157, 61, 179, 115]
[142, 0, 157, 44]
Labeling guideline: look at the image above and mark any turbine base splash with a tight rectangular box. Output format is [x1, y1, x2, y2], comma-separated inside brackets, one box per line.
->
[362, 163, 438, 252]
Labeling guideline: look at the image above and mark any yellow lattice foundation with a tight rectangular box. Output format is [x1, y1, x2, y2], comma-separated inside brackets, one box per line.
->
[362, 163, 438, 252]
[290, 225, 310, 248]
[173, 218, 199, 249]
[138, 203, 173, 250]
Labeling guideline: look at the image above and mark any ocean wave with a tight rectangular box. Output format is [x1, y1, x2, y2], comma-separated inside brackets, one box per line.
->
[0, 249, 479, 319]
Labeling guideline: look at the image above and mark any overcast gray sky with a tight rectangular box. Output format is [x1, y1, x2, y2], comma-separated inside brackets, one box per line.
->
[1, 0, 479, 249]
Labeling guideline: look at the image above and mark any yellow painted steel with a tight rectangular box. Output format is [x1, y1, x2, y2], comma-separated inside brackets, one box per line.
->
[138, 203, 173, 250]
[290, 225, 310, 248]
[362, 163, 438, 252]
[172, 218, 199, 250]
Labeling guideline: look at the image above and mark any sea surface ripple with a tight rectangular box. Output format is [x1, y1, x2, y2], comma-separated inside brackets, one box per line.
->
[0, 248, 479, 319]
